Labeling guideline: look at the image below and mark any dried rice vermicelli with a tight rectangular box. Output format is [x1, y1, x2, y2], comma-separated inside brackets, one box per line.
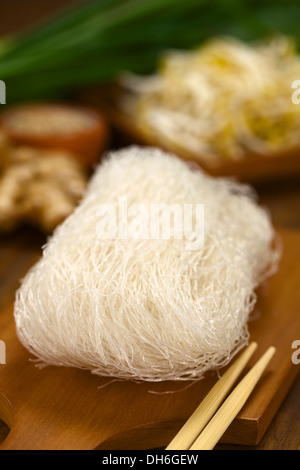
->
[14, 146, 278, 382]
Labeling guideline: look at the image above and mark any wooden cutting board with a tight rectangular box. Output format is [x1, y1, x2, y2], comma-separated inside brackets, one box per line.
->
[0, 228, 300, 450]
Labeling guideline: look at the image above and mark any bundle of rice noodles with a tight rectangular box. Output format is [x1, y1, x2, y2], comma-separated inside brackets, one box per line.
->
[14, 146, 278, 382]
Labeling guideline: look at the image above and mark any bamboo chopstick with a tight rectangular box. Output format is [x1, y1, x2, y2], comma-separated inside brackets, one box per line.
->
[189, 346, 276, 450]
[166, 342, 258, 450]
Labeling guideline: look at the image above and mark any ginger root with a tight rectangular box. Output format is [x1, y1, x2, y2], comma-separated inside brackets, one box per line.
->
[0, 137, 88, 233]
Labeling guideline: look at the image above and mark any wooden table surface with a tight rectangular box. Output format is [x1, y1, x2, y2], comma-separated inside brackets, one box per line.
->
[0, 0, 300, 450]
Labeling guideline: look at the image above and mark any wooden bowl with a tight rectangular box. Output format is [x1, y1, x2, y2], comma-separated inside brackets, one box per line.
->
[0, 102, 109, 168]
[81, 84, 300, 183]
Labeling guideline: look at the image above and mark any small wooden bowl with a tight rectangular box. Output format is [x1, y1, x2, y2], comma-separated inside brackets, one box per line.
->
[0, 102, 109, 168]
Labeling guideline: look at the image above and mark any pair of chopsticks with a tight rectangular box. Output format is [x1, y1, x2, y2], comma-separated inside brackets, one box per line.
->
[166, 342, 275, 450]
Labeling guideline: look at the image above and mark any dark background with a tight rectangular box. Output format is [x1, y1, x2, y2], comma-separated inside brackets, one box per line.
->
[0, 0, 79, 35]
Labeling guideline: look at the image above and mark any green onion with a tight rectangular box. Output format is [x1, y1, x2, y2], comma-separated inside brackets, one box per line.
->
[0, 0, 300, 103]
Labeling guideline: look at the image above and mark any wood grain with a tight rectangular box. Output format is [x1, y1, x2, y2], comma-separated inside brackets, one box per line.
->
[216, 374, 300, 450]
[0, 228, 299, 450]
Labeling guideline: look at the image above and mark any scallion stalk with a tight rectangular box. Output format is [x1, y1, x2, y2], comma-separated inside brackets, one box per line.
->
[0, 0, 299, 103]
